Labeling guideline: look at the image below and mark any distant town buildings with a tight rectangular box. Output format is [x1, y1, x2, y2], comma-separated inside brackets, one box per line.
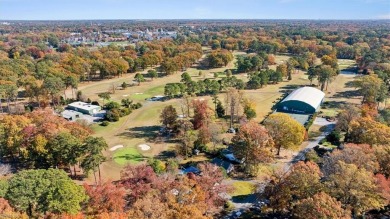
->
[61, 28, 177, 46]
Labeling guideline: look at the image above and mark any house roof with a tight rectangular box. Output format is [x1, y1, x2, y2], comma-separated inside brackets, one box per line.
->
[281, 87, 325, 110]
[68, 101, 100, 111]
[211, 158, 233, 171]
[179, 166, 200, 175]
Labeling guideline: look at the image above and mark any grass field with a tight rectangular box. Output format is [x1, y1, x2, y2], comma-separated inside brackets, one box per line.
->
[113, 147, 145, 165]
[229, 181, 256, 197]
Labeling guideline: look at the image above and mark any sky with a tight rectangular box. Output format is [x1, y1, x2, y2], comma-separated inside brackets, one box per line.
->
[0, 0, 389, 20]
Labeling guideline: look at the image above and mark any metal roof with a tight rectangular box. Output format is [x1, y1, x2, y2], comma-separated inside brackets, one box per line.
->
[281, 87, 325, 110]
[68, 101, 100, 111]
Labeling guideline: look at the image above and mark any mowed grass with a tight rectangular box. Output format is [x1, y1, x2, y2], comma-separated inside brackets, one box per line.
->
[338, 59, 356, 70]
[113, 147, 145, 165]
[130, 84, 165, 101]
[229, 181, 256, 197]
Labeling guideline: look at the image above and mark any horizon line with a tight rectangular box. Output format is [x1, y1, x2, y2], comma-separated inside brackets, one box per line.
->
[1, 18, 390, 22]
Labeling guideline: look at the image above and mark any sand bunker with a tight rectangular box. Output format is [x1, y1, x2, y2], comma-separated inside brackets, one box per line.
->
[109, 145, 124, 151]
[138, 144, 151, 151]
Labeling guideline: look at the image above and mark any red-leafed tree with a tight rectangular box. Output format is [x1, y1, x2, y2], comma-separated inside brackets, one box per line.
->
[83, 181, 126, 215]
[375, 174, 390, 205]
[231, 121, 274, 175]
[196, 163, 231, 213]
[120, 164, 160, 204]
[192, 99, 213, 130]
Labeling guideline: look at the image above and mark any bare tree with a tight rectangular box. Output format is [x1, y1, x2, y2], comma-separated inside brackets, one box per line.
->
[225, 88, 243, 128]
[179, 94, 192, 118]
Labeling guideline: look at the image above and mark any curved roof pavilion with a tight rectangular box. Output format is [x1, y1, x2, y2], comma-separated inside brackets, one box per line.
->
[277, 87, 325, 114]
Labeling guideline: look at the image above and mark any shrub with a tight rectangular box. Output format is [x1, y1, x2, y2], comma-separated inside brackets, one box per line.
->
[120, 108, 132, 116]
[121, 82, 128, 89]
[106, 109, 120, 122]
[147, 159, 166, 174]
[131, 102, 143, 109]
[326, 130, 341, 146]
[105, 101, 121, 110]
[100, 121, 109, 126]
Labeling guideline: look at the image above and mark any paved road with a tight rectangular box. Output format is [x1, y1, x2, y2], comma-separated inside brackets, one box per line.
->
[284, 117, 336, 171]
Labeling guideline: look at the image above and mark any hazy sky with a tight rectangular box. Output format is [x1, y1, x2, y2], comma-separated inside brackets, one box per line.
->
[1, 0, 389, 20]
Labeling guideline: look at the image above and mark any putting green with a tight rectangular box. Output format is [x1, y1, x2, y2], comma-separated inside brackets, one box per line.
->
[112, 147, 145, 165]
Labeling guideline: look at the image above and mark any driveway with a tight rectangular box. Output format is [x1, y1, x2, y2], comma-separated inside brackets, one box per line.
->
[285, 117, 336, 171]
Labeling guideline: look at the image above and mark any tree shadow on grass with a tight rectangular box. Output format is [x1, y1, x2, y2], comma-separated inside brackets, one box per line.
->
[154, 150, 176, 160]
[330, 90, 361, 99]
[279, 84, 304, 94]
[322, 101, 349, 110]
[117, 125, 161, 142]
[113, 153, 146, 164]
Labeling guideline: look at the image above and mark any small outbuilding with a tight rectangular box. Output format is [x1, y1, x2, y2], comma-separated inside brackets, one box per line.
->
[277, 87, 325, 114]
[67, 101, 101, 115]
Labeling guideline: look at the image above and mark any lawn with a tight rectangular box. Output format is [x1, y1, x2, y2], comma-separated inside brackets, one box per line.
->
[130, 85, 165, 101]
[229, 181, 256, 197]
[112, 147, 146, 165]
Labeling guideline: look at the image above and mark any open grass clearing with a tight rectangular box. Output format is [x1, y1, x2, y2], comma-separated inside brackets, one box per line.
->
[229, 181, 256, 197]
[113, 146, 145, 165]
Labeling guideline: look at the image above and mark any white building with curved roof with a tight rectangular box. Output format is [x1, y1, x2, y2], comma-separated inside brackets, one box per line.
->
[277, 87, 325, 114]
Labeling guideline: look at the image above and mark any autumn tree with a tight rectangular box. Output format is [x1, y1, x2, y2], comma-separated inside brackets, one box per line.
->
[264, 161, 323, 212]
[0, 198, 28, 219]
[264, 113, 305, 155]
[83, 181, 126, 215]
[336, 105, 360, 134]
[196, 163, 230, 212]
[206, 49, 233, 68]
[276, 63, 288, 79]
[192, 99, 213, 130]
[325, 161, 386, 216]
[322, 143, 379, 177]
[317, 64, 337, 91]
[160, 105, 178, 131]
[347, 117, 390, 145]
[293, 192, 351, 219]
[231, 121, 273, 175]
[243, 99, 257, 120]
[375, 146, 390, 177]
[375, 174, 390, 206]
[120, 164, 158, 204]
[175, 119, 196, 158]
[353, 74, 388, 105]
